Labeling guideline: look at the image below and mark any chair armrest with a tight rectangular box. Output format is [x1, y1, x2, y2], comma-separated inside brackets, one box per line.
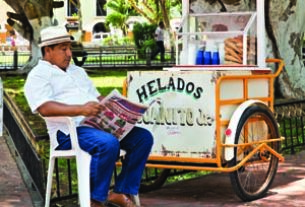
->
[43, 116, 80, 150]
[43, 116, 73, 124]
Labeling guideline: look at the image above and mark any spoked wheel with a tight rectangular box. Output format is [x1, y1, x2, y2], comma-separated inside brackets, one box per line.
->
[139, 168, 171, 193]
[229, 104, 280, 201]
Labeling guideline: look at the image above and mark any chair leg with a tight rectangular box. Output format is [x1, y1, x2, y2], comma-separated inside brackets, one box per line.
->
[45, 157, 55, 207]
[76, 151, 92, 207]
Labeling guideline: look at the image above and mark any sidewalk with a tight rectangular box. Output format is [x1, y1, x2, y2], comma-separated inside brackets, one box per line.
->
[0, 128, 34, 207]
[140, 153, 305, 207]
[1, 125, 305, 207]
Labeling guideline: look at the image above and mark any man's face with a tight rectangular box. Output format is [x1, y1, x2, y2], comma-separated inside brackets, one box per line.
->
[45, 42, 72, 70]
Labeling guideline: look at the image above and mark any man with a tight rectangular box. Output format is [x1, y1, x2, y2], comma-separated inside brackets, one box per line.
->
[24, 26, 153, 207]
[151, 21, 165, 62]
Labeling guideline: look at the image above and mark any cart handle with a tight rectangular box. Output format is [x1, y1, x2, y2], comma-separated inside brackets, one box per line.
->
[266, 58, 284, 78]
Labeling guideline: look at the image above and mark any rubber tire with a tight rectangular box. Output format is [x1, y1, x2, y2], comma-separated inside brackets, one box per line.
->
[139, 169, 171, 193]
[229, 104, 280, 201]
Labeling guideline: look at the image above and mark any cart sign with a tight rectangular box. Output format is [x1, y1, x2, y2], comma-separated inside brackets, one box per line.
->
[128, 70, 218, 159]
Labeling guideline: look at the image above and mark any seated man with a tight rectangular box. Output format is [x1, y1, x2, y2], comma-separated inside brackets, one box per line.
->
[24, 26, 153, 207]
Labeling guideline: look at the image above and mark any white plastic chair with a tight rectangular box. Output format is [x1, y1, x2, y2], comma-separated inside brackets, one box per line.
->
[43, 116, 140, 207]
[44, 116, 91, 207]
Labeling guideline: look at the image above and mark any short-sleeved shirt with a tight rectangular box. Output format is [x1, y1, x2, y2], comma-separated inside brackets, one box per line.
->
[24, 60, 100, 136]
[155, 26, 164, 42]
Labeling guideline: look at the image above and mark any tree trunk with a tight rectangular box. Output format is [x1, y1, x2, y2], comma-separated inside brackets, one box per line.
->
[190, 0, 305, 99]
[4, 0, 63, 72]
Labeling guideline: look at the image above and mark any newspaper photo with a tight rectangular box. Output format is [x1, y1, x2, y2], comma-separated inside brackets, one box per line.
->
[81, 89, 149, 140]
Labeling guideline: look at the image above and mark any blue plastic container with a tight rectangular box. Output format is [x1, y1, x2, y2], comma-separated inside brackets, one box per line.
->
[196, 50, 204, 65]
[212, 52, 220, 65]
[203, 51, 212, 65]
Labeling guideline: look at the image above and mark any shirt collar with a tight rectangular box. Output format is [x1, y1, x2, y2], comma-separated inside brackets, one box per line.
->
[39, 59, 73, 72]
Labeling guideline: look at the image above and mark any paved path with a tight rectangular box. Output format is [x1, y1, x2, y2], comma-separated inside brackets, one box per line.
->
[2, 126, 305, 207]
[140, 153, 305, 207]
[0, 129, 34, 207]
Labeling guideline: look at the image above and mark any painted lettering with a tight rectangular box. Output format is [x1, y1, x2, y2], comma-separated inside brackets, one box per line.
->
[197, 109, 214, 126]
[135, 77, 204, 102]
[136, 85, 148, 103]
[167, 77, 176, 90]
[147, 80, 157, 96]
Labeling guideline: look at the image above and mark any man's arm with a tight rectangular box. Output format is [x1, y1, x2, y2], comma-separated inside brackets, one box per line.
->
[38, 101, 103, 117]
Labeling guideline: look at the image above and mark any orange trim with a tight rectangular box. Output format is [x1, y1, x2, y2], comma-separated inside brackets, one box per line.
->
[122, 78, 128, 97]
[148, 155, 218, 164]
[222, 137, 284, 147]
[145, 142, 284, 172]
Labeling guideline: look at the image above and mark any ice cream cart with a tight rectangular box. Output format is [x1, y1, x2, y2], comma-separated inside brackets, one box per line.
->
[125, 0, 285, 201]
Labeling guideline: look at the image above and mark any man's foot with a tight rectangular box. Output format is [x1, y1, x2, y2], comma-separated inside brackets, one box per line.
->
[91, 199, 107, 207]
[107, 192, 136, 207]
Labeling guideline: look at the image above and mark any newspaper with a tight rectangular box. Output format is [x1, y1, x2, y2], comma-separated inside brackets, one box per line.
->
[81, 89, 149, 140]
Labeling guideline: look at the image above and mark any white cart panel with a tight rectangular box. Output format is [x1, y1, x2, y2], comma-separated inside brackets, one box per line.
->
[127, 70, 251, 159]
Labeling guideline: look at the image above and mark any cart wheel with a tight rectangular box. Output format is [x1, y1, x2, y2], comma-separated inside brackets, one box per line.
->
[139, 168, 171, 193]
[228, 105, 280, 202]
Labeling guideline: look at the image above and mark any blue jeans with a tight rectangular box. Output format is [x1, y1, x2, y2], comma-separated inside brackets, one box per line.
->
[56, 126, 153, 202]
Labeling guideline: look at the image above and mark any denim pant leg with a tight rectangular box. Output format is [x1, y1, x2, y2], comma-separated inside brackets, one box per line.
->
[114, 126, 153, 195]
[56, 126, 120, 202]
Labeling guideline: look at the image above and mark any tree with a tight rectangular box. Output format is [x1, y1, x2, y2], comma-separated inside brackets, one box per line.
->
[189, 0, 305, 99]
[105, 0, 134, 36]
[4, 0, 64, 71]
[128, 0, 181, 29]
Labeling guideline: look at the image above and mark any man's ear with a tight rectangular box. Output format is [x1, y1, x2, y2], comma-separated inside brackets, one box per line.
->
[44, 46, 51, 53]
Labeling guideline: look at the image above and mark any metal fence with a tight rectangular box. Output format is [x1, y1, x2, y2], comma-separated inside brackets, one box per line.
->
[274, 100, 305, 154]
[0, 51, 30, 70]
[0, 46, 176, 70]
[1, 47, 304, 71]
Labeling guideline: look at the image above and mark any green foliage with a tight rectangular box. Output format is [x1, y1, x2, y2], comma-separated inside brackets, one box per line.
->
[102, 35, 119, 45]
[132, 22, 157, 57]
[106, 0, 133, 14]
[106, 13, 126, 28]
[101, 35, 133, 46]
[106, 13, 129, 35]
[140, 39, 156, 55]
[105, 0, 136, 35]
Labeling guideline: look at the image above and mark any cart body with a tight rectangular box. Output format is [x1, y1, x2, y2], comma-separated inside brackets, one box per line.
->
[127, 63, 283, 172]
[126, 0, 285, 202]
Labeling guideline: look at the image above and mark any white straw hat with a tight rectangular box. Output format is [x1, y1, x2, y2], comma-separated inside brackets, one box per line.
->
[39, 26, 71, 47]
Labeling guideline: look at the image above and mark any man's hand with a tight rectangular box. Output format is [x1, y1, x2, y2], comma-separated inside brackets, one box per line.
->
[81, 101, 103, 117]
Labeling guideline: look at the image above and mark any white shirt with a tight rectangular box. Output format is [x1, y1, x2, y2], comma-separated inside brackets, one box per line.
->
[24, 60, 100, 136]
[155, 26, 164, 42]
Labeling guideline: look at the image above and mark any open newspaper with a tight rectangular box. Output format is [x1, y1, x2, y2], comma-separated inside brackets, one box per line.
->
[81, 89, 149, 140]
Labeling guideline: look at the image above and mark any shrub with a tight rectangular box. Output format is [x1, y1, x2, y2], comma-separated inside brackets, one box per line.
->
[132, 22, 157, 58]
